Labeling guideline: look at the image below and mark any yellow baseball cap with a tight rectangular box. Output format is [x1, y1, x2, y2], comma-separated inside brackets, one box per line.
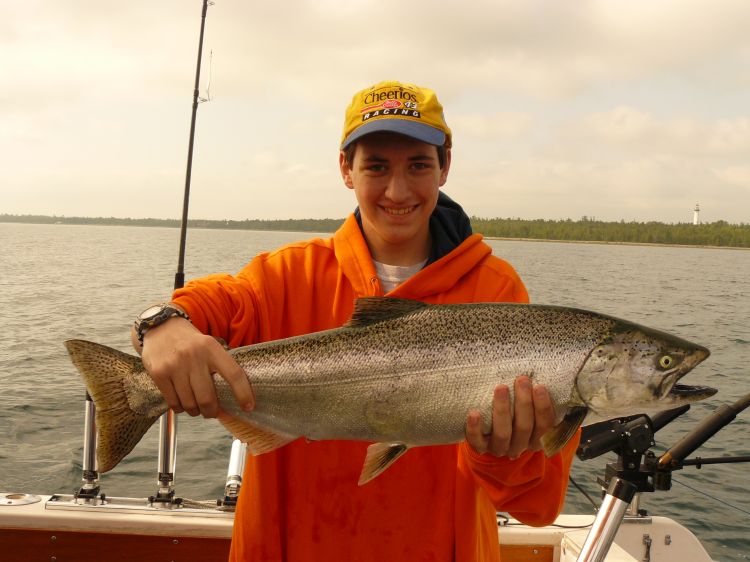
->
[340, 80, 452, 149]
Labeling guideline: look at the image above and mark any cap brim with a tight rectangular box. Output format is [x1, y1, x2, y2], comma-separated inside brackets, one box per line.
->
[341, 119, 446, 149]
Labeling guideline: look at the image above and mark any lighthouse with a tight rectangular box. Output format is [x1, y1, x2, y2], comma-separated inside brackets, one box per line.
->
[693, 203, 700, 225]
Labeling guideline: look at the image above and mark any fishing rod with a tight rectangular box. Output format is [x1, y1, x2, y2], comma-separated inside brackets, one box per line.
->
[149, 0, 213, 506]
[658, 392, 750, 470]
[152, 0, 210, 507]
[73, 0, 216, 507]
[73, 0, 246, 510]
[174, 0, 211, 294]
[152, 0, 247, 509]
[573, 391, 750, 562]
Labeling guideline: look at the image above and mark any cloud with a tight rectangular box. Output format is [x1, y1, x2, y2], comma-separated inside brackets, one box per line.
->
[451, 154, 727, 223]
[172, 0, 750, 103]
[3, 0, 750, 223]
[714, 166, 750, 188]
[553, 107, 750, 161]
[448, 104, 750, 222]
[451, 112, 533, 140]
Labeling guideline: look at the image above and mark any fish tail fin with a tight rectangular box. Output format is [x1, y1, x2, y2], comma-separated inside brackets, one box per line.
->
[65, 339, 164, 472]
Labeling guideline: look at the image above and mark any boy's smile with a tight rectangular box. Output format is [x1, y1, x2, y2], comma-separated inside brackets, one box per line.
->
[383, 205, 418, 216]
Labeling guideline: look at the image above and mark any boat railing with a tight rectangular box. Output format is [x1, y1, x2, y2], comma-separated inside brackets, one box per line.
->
[61, 390, 246, 516]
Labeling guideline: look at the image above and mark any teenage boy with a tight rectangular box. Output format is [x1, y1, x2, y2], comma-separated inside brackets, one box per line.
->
[133, 80, 578, 562]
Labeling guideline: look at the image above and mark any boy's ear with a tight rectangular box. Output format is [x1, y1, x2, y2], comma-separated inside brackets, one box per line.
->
[339, 151, 355, 189]
[439, 148, 452, 186]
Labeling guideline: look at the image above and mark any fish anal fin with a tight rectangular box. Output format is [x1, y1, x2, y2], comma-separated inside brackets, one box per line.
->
[217, 412, 297, 455]
[541, 406, 588, 456]
[346, 297, 428, 328]
[358, 442, 409, 486]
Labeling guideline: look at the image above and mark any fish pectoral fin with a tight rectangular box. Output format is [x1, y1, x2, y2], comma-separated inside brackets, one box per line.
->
[541, 406, 589, 457]
[217, 412, 297, 455]
[358, 442, 409, 486]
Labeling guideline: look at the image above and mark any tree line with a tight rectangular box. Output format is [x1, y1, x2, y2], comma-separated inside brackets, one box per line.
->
[0, 214, 343, 233]
[470, 217, 750, 248]
[2, 214, 749, 248]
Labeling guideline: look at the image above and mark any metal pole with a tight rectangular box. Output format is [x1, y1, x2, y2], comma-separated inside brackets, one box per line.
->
[75, 392, 101, 502]
[156, 409, 178, 497]
[154, 0, 211, 505]
[81, 393, 98, 477]
[576, 478, 637, 562]
[219, 439, 247, 509]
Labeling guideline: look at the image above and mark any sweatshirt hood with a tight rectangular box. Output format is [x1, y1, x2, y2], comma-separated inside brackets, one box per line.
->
[339, 192, 490, 298]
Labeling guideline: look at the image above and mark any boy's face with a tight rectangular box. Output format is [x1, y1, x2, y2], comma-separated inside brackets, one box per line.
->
[339, 132, 451, 266]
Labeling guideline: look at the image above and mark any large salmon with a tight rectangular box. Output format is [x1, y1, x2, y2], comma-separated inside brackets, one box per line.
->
[65, 297, 715, 484]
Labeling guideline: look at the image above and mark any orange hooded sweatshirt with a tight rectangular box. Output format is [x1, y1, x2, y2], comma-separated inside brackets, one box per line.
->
[173, 212, 579, 562]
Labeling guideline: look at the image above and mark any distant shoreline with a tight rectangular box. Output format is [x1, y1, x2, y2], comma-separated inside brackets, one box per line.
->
[2, 214, 749, 249]
[485, 236, 750, 251]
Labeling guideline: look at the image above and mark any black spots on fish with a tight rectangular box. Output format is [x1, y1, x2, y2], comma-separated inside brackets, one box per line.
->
[249, 303, 616, 388]
[614, 330, 663, 359]
[450, 304, 610, 345]
[593, 348, 619, 362]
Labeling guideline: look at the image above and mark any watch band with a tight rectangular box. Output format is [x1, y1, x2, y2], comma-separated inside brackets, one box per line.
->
[135, 304, 190, 345]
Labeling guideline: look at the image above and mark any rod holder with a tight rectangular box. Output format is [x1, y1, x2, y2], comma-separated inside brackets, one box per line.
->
[74, 393, 102, 502]
[218, 439, 247, 509]
[576, 478, 637, 562]
[151, 409, 180, 506]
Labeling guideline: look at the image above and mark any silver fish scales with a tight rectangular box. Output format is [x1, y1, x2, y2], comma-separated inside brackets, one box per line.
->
[66, 297, 715, 484]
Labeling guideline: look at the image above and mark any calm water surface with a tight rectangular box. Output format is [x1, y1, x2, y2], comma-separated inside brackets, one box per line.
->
[1, 223, 748, 560]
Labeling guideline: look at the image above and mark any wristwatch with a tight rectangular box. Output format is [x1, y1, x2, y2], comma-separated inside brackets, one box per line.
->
[135, 303, 190, 345]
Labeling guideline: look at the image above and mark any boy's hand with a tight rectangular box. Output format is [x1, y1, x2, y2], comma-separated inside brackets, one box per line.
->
[465, 376, 555, 459]
[135, 317, 254, 418]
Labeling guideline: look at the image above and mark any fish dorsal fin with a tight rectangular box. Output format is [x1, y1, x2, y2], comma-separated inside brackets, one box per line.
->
[541, 406, 588, 456]
[217, 411, 297, 455]
[358, 442, 410, 485]
[346, 297, 428, 328]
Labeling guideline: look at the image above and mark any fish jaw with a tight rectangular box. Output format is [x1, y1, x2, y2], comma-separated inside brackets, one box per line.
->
[575, 323, 713, 418]
[659, 383, 718, 406]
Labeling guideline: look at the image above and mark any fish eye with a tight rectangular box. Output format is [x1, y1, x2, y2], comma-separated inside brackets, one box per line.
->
[658, 355, 674, 369]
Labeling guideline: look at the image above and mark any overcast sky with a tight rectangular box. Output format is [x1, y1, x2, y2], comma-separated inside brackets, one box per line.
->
[2, 0, 749, 223]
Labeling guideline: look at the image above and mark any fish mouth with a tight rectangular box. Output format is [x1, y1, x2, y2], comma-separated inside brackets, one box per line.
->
[668, 383, 718, 400]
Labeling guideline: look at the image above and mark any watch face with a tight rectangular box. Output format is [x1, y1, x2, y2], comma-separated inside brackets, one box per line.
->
[140, 305, 165, 320]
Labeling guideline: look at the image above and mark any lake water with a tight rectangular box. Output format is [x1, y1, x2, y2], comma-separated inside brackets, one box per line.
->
[1, 222, 748, 560]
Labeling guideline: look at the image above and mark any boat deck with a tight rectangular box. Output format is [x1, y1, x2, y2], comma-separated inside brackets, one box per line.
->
[0, 493, 715, 561]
